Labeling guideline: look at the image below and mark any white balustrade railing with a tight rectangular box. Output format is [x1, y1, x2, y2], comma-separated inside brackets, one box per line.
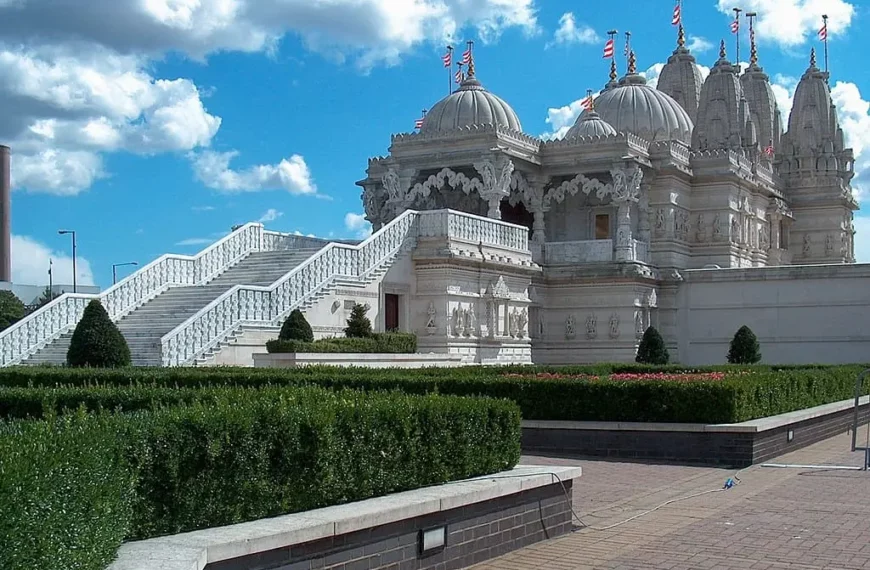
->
[160, 209, 530, 366]
[544, 239, 614, 264]
[0, 222, 266, 366]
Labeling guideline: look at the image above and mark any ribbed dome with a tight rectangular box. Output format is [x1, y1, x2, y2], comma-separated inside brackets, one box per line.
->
[566, 110, 617, 138]
[420, 76, 522, 134]
[588, 74, 694, 144]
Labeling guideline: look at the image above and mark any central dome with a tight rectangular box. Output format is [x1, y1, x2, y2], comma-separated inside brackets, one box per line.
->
[420, 76, 522, 134]
[578, 74, 694, 144]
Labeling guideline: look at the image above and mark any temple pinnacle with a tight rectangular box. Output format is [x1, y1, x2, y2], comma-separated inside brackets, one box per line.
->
[609, 58, 618, 82]
[809, 46, 817, 68]
[719, 39, 727, 60]
[628, 50, 637, 74]
[677, 24, 686, 48]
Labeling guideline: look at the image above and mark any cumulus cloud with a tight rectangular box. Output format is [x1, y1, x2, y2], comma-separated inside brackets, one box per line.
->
[547, 12, 599, 48]
[716, 0, 855, 48]
[832, 81, 870, 202]
[11, 235, 95, 287]
[344, 212, 372, 239]
[686, 36, 714, 53]
[0, 0, 537, 195]
[191, 151, 318, 195]
[258, 208, 283, 223]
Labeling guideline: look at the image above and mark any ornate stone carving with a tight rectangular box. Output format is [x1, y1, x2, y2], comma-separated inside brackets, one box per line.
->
[609, 313, 620, 339]
[713, 213, 722, 240]
[451, 305, 465, 337]
[635, 310, 644, 339]
[487, 276, 511, 299]
[696, 213, 706, 242]
[586, 314, 597, 339]
[565, 314, 576, 340]
[803, 233, 812, 256]
[517, 308, 528, 339]
[610, 165, 644, 203]
[474, 156, 515, 219]
[406, 168, 482, 209]
[674, 210, 690, 239]
[825, 233, 834, 255]
[508, 309, 519, 338]
[425, 302, 437, 334]
[464, 306, 477, 337]
[654, 209, 666, 235]
[543, 173, 612, 210]
[730, 216, 741, 243]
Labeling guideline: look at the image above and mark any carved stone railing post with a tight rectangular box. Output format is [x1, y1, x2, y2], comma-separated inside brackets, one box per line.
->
[610, 164, 644, 262]
[474, 155, 514, 220]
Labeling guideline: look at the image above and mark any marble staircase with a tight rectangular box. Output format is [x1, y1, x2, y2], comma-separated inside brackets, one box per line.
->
[23, 249, 320, 367]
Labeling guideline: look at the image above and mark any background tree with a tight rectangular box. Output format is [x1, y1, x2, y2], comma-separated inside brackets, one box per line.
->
[727, 325, 762, 364]
[345, 303, 373, 338]
[636, 326, 670, 365]
[36, 286, 61, 309]
[0, 290, 26, 331]
[67, 300, 131, 368]
[279, 309, 314, 342]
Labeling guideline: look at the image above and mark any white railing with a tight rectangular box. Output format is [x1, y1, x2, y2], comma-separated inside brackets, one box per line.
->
[633, 239, 650, 264]
[160, 209, 530, 366]
[0, 223, 266, 366]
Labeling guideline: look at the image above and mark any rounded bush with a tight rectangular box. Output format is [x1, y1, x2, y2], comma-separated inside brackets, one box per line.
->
[727, 325, 762, 364]
[279, 309, 314, 342]
[635, 326, 670, 365]
[66, 300, 131, 368]
[345, 303, 373, 338]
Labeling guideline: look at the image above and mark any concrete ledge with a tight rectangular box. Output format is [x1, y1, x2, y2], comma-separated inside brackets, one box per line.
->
[522, 396, 870, 434]
[253, 352, 465, 369]
[108, 465, 581, 570]
[522, 397, 870, 467]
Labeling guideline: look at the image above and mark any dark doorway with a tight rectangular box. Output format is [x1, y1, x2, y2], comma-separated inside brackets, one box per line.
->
[385, 294, 400, 331]
[499, 200, 534, 234]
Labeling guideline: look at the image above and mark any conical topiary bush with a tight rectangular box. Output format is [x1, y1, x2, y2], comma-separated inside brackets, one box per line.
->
[727, 325, 761, 364]
[636, 326, 670, 365]
[67, 300, 131, 368]
[279, 309, 314, 342]
[345, 303, 373, 338]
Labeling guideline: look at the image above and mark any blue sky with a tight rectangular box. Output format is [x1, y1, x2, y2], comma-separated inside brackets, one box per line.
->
[2, 0, 868, 289]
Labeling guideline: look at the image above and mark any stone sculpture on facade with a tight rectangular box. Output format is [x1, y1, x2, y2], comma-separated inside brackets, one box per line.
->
[586, 314, 597, 339]
[566, 315, 576, 340]
[609, 313, 620, 339]
[425, 302, 437, 334]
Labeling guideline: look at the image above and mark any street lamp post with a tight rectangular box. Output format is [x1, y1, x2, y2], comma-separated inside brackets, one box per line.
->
[112, 262, 138, 285]
[58, 230, 77, 293]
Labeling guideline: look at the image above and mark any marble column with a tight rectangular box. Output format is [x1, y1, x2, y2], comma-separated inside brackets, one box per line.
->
[614, 201, 634, 262]
[474, 156, 514, 221]
[609, 164, 644, 263]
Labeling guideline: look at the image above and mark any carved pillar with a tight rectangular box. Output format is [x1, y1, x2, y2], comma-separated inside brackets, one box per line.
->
[532, 208, 546, 243]
[474, 156, 514, 220]
[637, 186, 651, 243]
[609, 164, 644, 263]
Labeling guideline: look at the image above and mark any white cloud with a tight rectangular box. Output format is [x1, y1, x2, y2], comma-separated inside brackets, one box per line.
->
[716, 0, 855, 48]
[832, 81, 870, 202]
[258, 208, 283, 223]
[11, 235, 95, 287]
[854, 216, 870, 263]
[1, 46, 221, 195]
[191, 205, 215, 212]
[344, 212, 372, 239]
[175, 237, 213, 247]
[191, 151, 318, 195]
[686, 36, 713, 53]
[547, 12, 599, 48]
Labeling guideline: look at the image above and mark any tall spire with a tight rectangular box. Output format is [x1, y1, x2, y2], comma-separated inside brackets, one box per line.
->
[465, 40, 475, 78]
[747, 11, 758, 66]
[628, 50, 637, 75]
[809, 46, 817, 69]
[677, 24, 686, 48]
[587, 88, 595, 111]
[719, 39, 727, 60]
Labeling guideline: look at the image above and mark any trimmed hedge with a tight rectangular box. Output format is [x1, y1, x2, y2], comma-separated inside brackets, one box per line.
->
[267, 332, 417, 354]
[0, 387, 520, 569]
[0, 364, 868, 424]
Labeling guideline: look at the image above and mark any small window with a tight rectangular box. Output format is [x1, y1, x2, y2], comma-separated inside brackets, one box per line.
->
[595, 214, 610, 240]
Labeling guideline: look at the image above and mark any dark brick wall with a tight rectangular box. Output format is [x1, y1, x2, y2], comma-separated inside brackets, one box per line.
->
[206, 481, 573, 570]
[522, 400, 870, 468]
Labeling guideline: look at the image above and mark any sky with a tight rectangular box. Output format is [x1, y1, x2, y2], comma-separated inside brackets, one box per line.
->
[2, 0, 869, 289]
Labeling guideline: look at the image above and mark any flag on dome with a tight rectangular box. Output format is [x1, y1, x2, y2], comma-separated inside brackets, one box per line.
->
[441, 48, 452, 68]
[819, 21, 828, 41]
[415, 118, 424, 130]
[581, 94, 594, 111]
[454, 68, 464, 84]
[461, 47, 472, 65]
[730, 17, 739, 34]
[672, 1, 682, 26]
[603, 38, 614, 58]
[764, 143, 775, 157]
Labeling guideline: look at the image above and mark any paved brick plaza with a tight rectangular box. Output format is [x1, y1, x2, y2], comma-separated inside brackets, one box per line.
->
[472, 431, 870, 570]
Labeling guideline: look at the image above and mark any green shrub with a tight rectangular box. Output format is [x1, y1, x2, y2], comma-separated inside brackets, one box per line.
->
[345, 303, 373, 338]
[267, 332, 417, 354]
[0, 290, 25, 331]
[636, 326, 670, 365]
[67, 300, 131, 368]
[728, 325, 762, 364]
[279, 309, 314, 342]
[0, 413, 135, 570]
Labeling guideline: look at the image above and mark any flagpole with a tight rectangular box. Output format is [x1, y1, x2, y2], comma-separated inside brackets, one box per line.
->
[733, 7, 742, 67]
[447, 45, 453, 95]
[624, 31, 631, 74]
[822, 14, 829, 81]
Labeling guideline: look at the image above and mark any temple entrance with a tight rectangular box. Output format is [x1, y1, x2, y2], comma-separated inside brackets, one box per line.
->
[500, 200, 533, 234]
[384, 294, 400, 331]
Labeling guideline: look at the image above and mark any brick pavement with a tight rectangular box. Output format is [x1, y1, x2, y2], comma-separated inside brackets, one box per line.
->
[471, 430, 870, 570]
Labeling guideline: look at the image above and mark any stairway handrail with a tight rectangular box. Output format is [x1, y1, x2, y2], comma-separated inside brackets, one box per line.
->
[0, 222, 265, 366]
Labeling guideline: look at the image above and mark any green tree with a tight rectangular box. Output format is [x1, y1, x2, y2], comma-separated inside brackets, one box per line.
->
[36, 286, 61, 309]
[278, 309, 314, 342]
[66, 300, 131, 368]
[345, 303, 373, 338]
[0, 290, 26, 331]
[635, 326, 670, 365]
[727, 325, 762, 364]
